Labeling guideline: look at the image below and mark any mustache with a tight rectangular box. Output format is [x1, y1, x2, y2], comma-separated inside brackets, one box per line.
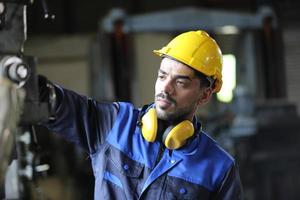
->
[155, 93, 176, 104]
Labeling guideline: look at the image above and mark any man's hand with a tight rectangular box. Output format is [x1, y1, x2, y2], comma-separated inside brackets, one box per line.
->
[38, 75, 57, 120]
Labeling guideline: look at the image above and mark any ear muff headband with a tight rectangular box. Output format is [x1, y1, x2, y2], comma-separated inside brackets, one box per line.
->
[141, 108, 194, 149]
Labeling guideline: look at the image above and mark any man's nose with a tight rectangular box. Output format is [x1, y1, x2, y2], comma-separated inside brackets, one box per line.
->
[162, 78, 174, 95]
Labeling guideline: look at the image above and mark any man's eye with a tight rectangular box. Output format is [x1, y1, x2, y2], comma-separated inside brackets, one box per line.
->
[176, 80, 186, 86]
[158, 75, 165, 79]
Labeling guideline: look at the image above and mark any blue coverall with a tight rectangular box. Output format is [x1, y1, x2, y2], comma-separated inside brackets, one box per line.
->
[44, 85, 243, 200]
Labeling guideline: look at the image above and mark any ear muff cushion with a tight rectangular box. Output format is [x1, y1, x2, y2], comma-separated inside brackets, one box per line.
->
[164, 120, 194, 149]
[141, 108, 158, 142]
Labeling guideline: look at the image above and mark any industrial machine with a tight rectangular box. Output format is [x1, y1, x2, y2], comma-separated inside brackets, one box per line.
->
[0, 1, 55, 199]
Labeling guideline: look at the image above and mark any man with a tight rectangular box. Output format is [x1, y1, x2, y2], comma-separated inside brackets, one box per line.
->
[41, 30, 243, 199]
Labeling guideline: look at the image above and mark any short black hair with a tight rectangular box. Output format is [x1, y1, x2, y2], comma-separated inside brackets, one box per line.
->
[193, 69, 214, 89]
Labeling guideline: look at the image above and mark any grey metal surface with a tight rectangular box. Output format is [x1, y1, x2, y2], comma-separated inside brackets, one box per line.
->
[0, 78, 25, 186]
[0, 3, 26, 54]
[102, 6, 276, 33]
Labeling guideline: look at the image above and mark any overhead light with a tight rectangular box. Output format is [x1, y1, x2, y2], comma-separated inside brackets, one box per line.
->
[216, 25, 239, 35]
[0, 3, 5, 15]
[217, 54, 236, 103]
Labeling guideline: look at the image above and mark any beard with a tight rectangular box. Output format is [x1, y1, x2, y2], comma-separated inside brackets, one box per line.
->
[155, 92, 197, 123]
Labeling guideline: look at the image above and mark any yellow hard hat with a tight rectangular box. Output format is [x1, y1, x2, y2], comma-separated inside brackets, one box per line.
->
[153, 30, 223, 92]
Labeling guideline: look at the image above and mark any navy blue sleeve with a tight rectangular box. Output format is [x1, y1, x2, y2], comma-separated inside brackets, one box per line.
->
[44, 85, 119, 154]
[212, 163, 244, 200]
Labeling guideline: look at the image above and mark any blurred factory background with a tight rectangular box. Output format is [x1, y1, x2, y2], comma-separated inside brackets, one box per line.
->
[1, 0, 300, 199]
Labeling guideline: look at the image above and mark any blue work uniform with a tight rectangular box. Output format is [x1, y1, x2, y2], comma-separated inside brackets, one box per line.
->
[44, 85, 243, 200]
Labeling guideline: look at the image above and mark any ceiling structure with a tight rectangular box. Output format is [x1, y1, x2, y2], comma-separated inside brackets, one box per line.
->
[26, 0, 300, 34]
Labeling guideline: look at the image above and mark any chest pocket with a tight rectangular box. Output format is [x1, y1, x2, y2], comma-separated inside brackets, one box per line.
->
[163, 175, 211, 200]
[104, 146, 144, 198]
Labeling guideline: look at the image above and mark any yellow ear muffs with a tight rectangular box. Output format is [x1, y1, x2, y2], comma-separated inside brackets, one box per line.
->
[163, 120, 194, 149]
[141, 108, 158, 142]
[141, 108, 195, 149]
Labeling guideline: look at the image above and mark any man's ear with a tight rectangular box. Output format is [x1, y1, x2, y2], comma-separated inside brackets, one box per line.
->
[198, 87, 213, 106]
